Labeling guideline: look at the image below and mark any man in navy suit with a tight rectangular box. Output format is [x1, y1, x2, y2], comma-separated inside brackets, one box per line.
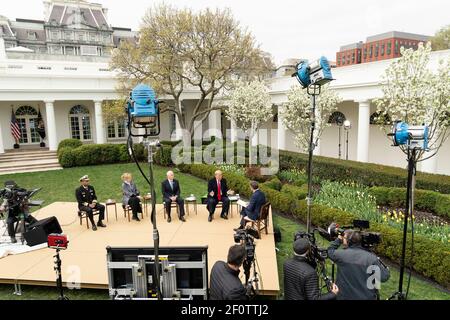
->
[161, 171, 186, 223]
[207, 170, 230, 222]
[236, 181, 266, 229]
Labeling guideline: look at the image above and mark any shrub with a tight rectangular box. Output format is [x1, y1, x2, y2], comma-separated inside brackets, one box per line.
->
[263, 177, 282, 191]
[280, 184, 308, 200]
[58, 143, 145, 168]
[369, 186, 450, 219]
[278, 168, 308, 187]
[245, 166, 271, 182]
[57, 139, 82, 154]
[154, 145, 173, 166]
[279, 150, 450, 194]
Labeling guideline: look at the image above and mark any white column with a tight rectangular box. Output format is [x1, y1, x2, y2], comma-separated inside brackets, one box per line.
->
[277, 105, 287, 150]
[230, 119, 238, 143]
[208, 109, 222, 139]
[356, 100, 370, 163]
[251, 131, 259, 147]
[94, 100, 105, 144]
[44, 100, 58, 151]
[0, 120, 4, 154]
[421, 155, 437, 174]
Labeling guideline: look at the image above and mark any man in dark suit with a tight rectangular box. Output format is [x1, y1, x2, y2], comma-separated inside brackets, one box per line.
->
[161, 170, 186, 223]
[75, 175, 105, 231]
[207, 170, 230, 222]
[236, 181, 266, 229]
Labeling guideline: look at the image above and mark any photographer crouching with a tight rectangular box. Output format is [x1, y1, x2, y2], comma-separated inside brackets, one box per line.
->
[210, 244, 249, 300]
[327, 229, 390, 300]
[284, 238, 338, 300]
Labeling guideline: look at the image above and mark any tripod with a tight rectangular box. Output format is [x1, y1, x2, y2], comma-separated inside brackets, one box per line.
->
[305, 84, 321, 233]
[244, 256, 259, 298]
[53, 248, 68, 300]
[389, 148, 417, 300]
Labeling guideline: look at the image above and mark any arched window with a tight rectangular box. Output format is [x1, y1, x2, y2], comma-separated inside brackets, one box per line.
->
[370, 112, 391, 125]
[328, 111, 346, 125]
[69, 105, 92, 140]
[15, 106, 40, 144]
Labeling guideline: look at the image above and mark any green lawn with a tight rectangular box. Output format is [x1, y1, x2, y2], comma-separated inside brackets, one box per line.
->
[273, 214, 450, 300]
[0, 163, 448, 300]
[0, 163, 207, 207]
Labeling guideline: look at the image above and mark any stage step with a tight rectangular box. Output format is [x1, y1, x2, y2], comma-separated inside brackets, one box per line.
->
[0, 150, 62, 175]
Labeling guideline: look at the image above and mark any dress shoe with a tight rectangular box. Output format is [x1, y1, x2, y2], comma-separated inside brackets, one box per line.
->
[10, 237, 17, 244]
[97, 221, 107, 228]
[208, 215, 212, 222]
[167, 216, 172, 223]
[221, 214, 228, 220]
[179, 216, 186, 222]
[233, 225, 244, 231]
[92, 224, 97, 231]
[132, 216, 141, 222]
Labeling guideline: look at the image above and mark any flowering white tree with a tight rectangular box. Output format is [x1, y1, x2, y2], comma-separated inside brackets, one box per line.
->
[226, 80, 273, 162]
[375, 42, 450, 160]
[283, 84, 342, 151]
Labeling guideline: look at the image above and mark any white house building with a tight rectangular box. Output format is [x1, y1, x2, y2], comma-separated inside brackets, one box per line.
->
[1, 0, 449, 175]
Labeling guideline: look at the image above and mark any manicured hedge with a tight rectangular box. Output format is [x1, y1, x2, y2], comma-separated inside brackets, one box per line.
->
[57, 139, 82, 154]
[178, 162, 450, 288]
[280, 184, 308, 200]
[57, 142, 145, 168]
[369, 186, 450, 219]
[279, 150, 450, 194]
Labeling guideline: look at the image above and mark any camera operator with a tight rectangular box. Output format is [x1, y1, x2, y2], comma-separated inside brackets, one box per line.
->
[209, 244, 248, 300]
[0, 181, 38, 244]
[284, 238, 338, 300]
[327, 230, 390, 300]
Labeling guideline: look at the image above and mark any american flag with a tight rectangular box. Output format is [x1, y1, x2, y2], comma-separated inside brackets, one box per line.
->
[10, 109, 21, 141]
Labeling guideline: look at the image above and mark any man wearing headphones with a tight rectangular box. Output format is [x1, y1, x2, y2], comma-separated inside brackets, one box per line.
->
[327, 230, 390, 300]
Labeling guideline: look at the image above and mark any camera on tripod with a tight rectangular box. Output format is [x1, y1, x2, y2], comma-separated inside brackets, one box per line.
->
[325, 220, 382, 249]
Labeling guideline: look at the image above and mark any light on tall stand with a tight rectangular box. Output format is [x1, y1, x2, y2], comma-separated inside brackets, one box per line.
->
[343, 120, 351, 160]
[292, 56, 334, 233]
[336, 116, 344, 159]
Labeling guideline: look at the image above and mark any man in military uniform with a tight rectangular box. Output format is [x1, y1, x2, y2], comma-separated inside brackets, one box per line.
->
[75, 175, 106, 231]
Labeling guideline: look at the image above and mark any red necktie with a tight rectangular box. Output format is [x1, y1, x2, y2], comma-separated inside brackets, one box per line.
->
[217, 180, 221, 201]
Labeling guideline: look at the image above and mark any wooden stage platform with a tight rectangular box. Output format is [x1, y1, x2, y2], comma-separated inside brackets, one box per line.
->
[0, 202, 279, 296]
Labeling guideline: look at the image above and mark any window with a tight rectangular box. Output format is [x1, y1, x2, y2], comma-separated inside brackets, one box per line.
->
[395, 40, 399, 54]
[51, 31, 59, 40]
[15, 106, 40, 144]
[387, 42, 392, 55]
[49, 45, 62, 54]
[27, 32, 37, 40]
[369, 45, 373, 58]
[352, 52, 355, 63]
[65, 46, 75, 55]
[77, 33, 85, 41]
[328, 111, 346, 125]
[381, 43, 385, 56]
[375, 43, 379, 57]
[69, 105, 92, 141]
[65, 32, 73, 40]
[89, 33, 97, 42]
[107, 120, 126, 139]
[363, 47, 367, 60]
[357, 51, 361, 63]
[80, 45, 98, 56]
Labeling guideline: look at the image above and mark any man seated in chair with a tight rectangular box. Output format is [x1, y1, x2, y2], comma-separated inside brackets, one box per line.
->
[207, 170, 230, 222]
[235, 181, 266, 230]
[75, 175, 106, 231]
[161, 171, 186, 223]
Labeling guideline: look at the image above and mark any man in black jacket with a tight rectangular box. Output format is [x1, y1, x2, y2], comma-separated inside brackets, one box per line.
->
[284, 238, 338, 300]
[236, 181, 266, 229]
[327, 230, 390, 300]
[161, 170, 186, 223]
[206, 170, 230, 222]
[210, 245, 248, 300]
[75, 175, 105, 231]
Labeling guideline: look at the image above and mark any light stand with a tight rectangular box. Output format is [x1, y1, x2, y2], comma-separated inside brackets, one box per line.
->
[336, 117, 344, 159]
[390, 148, 416, 300]
[53, 248, 68, 300]
[344, 120, 351, 160]
[305, 84, 321, 233]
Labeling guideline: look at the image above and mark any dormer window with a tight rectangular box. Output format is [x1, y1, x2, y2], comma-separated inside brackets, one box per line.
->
[28, 31, 37, 40]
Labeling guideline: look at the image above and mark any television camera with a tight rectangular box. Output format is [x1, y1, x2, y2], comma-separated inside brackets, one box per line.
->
[233, 227, 260, 297]
[325, 219, 382, 249]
